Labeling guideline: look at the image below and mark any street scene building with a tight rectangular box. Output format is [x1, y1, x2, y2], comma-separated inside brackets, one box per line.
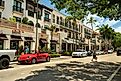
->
[0, 0, 102, 52]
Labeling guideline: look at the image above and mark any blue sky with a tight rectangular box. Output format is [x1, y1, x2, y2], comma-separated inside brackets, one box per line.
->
[40, 0, 121, 32]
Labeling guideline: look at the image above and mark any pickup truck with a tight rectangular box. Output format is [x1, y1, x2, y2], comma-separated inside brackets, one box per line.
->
[0, 50, 16, 69]
[18, 52, 50, 64]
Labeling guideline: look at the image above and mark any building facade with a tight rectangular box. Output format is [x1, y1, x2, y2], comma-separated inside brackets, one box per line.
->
[0, 0, 102, 52]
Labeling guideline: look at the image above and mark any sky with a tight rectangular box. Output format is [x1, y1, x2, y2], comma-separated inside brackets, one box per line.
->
[40, 0, 121, 32]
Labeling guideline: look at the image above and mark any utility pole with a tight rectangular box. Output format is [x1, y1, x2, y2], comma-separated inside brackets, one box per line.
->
[35, 0, 39, 53]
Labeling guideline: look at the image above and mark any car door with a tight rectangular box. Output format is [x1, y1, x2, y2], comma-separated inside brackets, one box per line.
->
[40, 53, 47, 61]
[37, 53, 43, 61]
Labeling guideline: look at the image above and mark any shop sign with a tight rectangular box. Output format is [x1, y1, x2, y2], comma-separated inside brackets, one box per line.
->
[12, 29, 21, 34]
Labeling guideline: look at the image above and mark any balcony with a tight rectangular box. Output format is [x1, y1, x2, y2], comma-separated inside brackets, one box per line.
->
[0, 1, 5, 9]
[0, 19, 17, 29]
[13, 5, 24, 15]
[0, 19, 34, 33]
[19, 24, 34, 33]
[44, 17, 51, 22]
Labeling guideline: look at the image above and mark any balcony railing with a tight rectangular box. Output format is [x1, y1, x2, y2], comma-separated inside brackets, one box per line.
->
[19, 24, 34, 33]
[0, 1, 5, 8]
[0, 19, 34, 33]
[0, 19, 17, 29]
[13, 5, 24, 14]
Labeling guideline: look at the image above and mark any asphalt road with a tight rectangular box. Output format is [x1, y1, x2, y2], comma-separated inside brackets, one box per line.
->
[0, 53, 121, 81]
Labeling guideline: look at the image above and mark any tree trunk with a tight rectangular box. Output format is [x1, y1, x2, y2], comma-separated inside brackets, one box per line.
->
[51, 31, 53, 50]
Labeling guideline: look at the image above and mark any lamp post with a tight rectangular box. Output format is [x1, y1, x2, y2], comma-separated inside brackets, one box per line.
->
[35, 0, 39, 53]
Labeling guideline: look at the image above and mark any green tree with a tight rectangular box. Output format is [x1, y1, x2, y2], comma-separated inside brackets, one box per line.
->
[50, 0, 121, 20]
[22, 17, 28, 24]
[112, 32, 121, 50]
[97, 24, 114, 51]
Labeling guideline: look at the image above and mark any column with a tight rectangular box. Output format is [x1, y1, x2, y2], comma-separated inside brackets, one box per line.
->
[66, 43, 68, 51]
[19, 37, 24, 47]
[89, 39, 91, 50]
[5, 35, 10, 49]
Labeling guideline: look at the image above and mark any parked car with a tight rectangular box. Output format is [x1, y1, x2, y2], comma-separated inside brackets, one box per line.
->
[108, 49, 113, 54]
[18, 52, 50, 64]
[96, 50, 104, 55]
[0, 50, 16, 69]
[117, 49, 121, 56]
[72, 50, 87, 58]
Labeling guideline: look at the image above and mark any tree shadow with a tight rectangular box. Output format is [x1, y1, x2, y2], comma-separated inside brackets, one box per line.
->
[15, 61, 121, 81]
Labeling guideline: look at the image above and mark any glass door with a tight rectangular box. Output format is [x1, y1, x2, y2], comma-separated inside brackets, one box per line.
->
[0, 40, 3, 50]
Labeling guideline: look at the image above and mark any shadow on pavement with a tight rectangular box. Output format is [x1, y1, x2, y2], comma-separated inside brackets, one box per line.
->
[15, 61, 121, 81]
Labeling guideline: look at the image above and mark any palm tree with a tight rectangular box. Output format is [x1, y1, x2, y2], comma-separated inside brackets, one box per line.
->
[97, 24, 114, 52]
[45, 25, 56, 50]
[86, 17, 97, 51]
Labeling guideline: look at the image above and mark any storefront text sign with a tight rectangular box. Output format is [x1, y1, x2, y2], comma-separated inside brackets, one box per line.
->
[12, 29, 21, 34]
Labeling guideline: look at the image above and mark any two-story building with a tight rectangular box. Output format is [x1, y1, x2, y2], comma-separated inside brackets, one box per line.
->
[0, 0, 102, 52]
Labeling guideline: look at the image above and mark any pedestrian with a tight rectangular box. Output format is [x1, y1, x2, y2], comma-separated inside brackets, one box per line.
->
[25, 46, 29, 54]
[91, 50, 97, 62]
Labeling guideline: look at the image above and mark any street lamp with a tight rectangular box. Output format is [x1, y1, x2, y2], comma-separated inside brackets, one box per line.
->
[35, 0, 39, 53]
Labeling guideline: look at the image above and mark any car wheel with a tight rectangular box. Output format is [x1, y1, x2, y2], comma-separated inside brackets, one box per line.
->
[31, 58, 36, 64]
[0, 58, 9, 69]
[46, 57, 50, 62]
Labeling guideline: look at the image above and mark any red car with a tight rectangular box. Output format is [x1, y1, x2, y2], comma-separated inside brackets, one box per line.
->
[18, 52, 50, 64]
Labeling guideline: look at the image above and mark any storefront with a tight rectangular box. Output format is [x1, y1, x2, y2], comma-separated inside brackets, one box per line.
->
[10, 35, 22, 49]
[39, 39, 48, 49]
[50, 40, 57, 52]
[62, 43, 66, 51]
[0, 34, 8, 50]
[24, 37, 34, 52]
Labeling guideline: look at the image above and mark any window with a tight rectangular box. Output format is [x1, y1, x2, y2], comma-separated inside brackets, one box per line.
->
[69, 21, 71, 28]
[60, 17, 63, 25]
[65, 19, 68, 27]
[0, 40, 3, 50]
[13, 0, 23, 13]
[36, 9, 42, 19]
[57, 16, 59, 24]
[53, 14, 55, 23]
[0, 12, 1, 18]
[44, 11, 50, 22]
[28, 10, 34, 17]
[10, 41, 19, 50]
[81, 26, 83, 33]
[79, 24, 80, 32]
[68, 32, 71, 38]
[55, 28, 59, 32]
[14, 16, 21, 22]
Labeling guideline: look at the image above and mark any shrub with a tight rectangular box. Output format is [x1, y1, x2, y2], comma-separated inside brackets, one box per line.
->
[49, 54, 61, 58]
[22, 17, 28, 24]
[28, 20, 34, 26]
[9, 17, 16, 22]
[61, 51, 72, 56]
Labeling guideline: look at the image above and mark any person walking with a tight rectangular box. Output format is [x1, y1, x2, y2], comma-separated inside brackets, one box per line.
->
[91, 50, 97, 62]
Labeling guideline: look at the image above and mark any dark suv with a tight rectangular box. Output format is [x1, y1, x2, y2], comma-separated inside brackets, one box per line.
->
[117, 49, 121, 56]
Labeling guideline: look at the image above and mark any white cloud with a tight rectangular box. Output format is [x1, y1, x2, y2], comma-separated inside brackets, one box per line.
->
[83, 14, 120, 32]
[114, 27, 121, 33]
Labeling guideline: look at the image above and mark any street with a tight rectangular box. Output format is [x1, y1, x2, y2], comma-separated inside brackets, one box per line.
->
[0, 53, 121, 81]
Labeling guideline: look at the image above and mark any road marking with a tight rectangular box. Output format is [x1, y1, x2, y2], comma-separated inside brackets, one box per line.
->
[107, 64, 121, 81]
